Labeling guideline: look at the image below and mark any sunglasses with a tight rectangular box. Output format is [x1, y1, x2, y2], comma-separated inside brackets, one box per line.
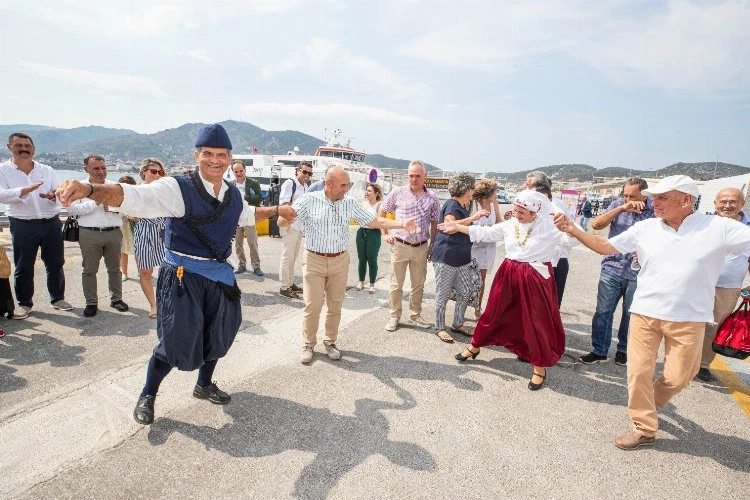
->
[300, 170, 313, 176]
[147, 168, 165, 176]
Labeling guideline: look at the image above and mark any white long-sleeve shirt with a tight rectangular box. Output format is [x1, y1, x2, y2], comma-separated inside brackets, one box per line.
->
[468, 215, 568, 277]
[66, 180, 123, 228]
[118, 174, 256, 227]
[0, 160, 61, 219]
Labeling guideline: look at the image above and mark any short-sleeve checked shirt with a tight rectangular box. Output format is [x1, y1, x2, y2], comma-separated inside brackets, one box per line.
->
[601, 197, 655, 280]
[293, 192, 376, 253]
[380, 186, 440, 243]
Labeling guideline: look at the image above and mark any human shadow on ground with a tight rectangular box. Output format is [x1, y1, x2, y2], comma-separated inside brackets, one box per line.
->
[240, 291, 305, 309]
[77, 308, 153, 337]
[0, 363, 28, 393]
[658, 407, 750, 473]
[0, 331, 85, 368]
[147, 392, 436, 499]
[318, 350, 507, 394]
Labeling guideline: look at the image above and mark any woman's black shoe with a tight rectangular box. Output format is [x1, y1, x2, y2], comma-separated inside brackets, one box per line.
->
[528, 370, 547, 391]
[529, 369, 547, 391]
[455, 347, 480, 361]
[133, 394, 156, 425]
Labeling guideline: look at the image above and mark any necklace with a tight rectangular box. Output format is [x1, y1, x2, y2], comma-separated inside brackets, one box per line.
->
[514, 220, 535, 246]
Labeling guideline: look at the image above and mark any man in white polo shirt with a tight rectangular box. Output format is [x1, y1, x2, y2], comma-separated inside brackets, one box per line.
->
[554, 175, 750, 450]
[696, 187, 750, 382]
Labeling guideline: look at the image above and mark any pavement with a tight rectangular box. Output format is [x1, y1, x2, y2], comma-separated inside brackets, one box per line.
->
[1, 226, 749, 499]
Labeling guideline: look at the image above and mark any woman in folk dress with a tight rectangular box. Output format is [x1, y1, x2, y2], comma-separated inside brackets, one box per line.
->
[438, 190, 567, 390]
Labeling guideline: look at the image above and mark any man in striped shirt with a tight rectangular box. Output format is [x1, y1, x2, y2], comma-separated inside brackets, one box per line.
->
[281, 166, 417, 364]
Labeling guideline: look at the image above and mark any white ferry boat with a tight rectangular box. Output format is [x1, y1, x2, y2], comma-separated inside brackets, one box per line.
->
[229, 130, 395, 201]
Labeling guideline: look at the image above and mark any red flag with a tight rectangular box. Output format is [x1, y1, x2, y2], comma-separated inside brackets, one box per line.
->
[252, 146, 258, 152]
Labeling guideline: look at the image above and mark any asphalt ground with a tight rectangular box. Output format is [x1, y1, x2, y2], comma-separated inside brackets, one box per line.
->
[1, 226, 749, 499]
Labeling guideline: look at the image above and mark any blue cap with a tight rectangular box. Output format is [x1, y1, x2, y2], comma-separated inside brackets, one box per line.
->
[194, 124, 232, 150]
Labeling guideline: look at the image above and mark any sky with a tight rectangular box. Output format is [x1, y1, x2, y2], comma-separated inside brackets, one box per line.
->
[1, 0, 749, 173]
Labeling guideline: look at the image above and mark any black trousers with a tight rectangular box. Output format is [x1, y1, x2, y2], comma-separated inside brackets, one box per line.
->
[9, 217, 66, 307]
[553, 258, 569, 307]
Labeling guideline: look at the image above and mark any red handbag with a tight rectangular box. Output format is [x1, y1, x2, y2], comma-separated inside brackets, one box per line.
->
[712, 292, 750, 360]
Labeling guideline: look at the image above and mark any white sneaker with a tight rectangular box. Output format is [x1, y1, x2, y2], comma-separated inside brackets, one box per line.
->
[355, 282, 364, 291]
[300, 346, 314, 364]
[385, 318, 399, 332]
[13, 305, 31, 320]
[409, 316, 432, 329]
[325, 343, 342, 360]
[51, 300, 73, 311]
[368, 284, 375, 294]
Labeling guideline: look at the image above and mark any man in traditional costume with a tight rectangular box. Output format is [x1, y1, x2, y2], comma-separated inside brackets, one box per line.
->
[56, 124, 295, 425]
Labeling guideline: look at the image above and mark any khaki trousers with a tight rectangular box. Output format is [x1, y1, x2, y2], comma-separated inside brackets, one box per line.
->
[79, 227, 122, 305]
[302, 250, 349, 346]
[234, 225, 260, 269]
[388, 241, 429, 321]
[627, 314, 705, 437]
[279, 226, 303, 287]
[701, 287, 741, 369]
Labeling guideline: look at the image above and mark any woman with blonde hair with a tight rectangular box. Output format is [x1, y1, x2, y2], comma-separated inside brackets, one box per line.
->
[439, 190, 567, 390]
[355, 183, 384, 293]
[470, 178, 501, 318]
[133, 159, 167, 319]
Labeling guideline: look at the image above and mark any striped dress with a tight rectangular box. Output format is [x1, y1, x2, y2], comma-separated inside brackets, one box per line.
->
[134, 217, 166, 269]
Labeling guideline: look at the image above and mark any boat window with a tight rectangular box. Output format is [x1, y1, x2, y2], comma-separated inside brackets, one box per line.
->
[320, 151, 333, 157]
[343, 152, 353, 161]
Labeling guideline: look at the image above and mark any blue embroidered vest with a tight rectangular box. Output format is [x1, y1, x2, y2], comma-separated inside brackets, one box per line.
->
[165, 172, 243, 261]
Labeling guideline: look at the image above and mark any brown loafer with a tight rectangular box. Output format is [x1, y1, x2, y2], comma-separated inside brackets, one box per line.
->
[614, 431, 655, 450]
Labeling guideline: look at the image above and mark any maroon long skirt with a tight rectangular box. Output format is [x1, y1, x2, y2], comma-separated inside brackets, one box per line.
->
[471, 259, 565, 367]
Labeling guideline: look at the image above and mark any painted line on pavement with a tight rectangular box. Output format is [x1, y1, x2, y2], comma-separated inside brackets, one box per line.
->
[711, 356, 750, 418]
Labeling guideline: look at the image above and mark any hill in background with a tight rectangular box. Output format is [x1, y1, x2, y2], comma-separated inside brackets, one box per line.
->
[0, 124, 136, 153]
[2, 121, 431, 171]
[491, 162, 750, 183]
[1, 122, 746, 181]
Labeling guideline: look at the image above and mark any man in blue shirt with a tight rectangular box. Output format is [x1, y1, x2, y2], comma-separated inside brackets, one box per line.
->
[579, 178, 654, 366]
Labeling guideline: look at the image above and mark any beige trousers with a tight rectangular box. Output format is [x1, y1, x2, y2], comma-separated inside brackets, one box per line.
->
[234, 225, 260, 269]
[701, 287, 741, 368]
[279, 226, 303, 287]
[388, 241, 429, 321]
[301, 250, 350, 346]
[627, 314, 705, 437]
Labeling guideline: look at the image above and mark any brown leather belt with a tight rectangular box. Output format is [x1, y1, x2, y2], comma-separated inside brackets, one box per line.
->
[394, 237, 428, 247]
[307, 249, 346, 258]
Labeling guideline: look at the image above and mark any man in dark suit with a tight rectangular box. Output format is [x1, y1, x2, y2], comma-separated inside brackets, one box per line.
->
[230, 160, 264, 275]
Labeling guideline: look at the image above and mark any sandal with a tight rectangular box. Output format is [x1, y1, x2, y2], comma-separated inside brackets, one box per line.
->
[528, 369, 547, 391]
[436, 330, 454, 343]
[449, 324, 473, 336]
[149, 312, 157, 319]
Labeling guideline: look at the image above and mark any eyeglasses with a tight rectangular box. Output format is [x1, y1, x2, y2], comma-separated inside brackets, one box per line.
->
[147, 168, 165, 176]
[300, 170, 313, 176]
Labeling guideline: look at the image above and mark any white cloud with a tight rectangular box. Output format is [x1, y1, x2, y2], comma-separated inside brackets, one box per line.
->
[261, 37, 431, 100]
[239, 102, 437, 128]
[398, 0, 750, 93]
[29, 0, 301, 39]
[21, 62, 169, 99]
[165, 48, 215, 63]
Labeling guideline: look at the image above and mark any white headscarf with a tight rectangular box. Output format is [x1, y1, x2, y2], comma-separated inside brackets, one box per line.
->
[513, 189, 551, 215]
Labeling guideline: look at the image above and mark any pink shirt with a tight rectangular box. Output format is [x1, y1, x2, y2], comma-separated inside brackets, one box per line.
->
[381, 186, 440, 243]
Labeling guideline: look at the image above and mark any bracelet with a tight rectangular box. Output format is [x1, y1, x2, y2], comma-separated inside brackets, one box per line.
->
[86, 184, 95, 198]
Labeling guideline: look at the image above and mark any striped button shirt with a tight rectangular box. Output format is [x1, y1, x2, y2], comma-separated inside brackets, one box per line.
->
[380, 186, 440, 243]
[293, 192, 376, 253]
